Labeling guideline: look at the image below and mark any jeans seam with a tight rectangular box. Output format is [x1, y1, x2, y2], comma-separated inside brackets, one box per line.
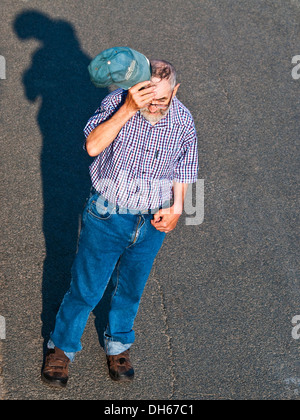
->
[105, 256, 122, 349]
[111, 257, 122, 301]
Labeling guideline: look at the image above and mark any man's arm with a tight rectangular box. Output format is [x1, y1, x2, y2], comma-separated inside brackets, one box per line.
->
[151, 182, 189, 233]
[85, 81, 155, 157]
[152, 114, 198, 233]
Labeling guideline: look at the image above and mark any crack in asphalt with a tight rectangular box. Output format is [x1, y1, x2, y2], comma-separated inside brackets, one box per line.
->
[152, 265, 177, 400]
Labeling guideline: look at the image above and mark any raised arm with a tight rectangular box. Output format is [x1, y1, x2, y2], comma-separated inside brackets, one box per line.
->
[85, 81, 155, 157]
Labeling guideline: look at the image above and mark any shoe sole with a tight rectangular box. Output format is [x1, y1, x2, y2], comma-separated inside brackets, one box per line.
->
[41, 373, 68, 389]
[109, 371, 135, 382]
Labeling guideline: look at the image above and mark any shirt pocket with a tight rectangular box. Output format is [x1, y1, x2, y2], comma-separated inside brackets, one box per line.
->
[148, 147, 175, 179]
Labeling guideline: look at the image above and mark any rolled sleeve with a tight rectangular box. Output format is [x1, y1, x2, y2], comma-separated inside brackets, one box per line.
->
[173, 124, 199, 184]
[83, 107, 111, 139]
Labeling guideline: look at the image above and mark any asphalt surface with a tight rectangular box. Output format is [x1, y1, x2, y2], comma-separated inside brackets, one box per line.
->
[0, 0, 299, 400]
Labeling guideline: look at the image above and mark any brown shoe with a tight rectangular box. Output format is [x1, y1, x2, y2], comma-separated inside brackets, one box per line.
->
[41, 347, 70, 388]
[106, 350, 135, 382]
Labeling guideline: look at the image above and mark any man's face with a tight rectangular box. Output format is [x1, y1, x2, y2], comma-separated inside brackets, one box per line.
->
[140, 78, 175, 124]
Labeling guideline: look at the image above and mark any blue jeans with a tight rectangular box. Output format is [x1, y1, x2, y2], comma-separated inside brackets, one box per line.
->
[49, 192, 166, 360]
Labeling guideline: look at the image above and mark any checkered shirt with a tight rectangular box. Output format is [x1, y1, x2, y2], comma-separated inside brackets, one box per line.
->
[83, 89, 198, 210]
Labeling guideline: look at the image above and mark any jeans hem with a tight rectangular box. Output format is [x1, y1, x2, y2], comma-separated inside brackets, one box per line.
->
[104, 338, 133, 356]
[47, 339, 76, 363]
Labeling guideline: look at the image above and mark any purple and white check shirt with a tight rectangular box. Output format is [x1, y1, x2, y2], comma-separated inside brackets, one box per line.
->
[83, 89, 198, 210]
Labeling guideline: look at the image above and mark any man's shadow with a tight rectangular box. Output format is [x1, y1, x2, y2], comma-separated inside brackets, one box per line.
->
[14, 10, 113, 356]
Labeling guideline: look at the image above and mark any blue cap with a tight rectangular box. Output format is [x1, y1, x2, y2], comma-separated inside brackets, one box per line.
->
[88, 47, 151, 90]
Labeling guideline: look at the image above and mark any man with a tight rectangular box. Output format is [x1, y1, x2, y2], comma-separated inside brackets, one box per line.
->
[42, 59, 198, 388]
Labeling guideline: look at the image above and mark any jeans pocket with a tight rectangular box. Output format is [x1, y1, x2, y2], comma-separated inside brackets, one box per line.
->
[87, 197, 113, 221]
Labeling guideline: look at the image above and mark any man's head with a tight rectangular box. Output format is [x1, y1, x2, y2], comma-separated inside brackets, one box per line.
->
[140, 60, 180, 124]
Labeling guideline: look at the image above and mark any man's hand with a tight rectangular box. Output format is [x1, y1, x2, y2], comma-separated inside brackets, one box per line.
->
[151, 183, 188, 233]
[151, 206, 181, 233]
[124, 81, 155, 113]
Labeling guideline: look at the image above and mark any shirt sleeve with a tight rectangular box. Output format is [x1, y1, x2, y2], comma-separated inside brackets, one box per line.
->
[83, 89, 125, 147]
[173, 121, 199, 184]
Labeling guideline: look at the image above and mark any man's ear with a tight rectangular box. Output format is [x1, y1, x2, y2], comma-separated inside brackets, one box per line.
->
[172, 83, 181, 97]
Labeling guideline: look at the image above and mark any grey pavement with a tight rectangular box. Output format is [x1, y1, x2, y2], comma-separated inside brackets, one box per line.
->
[0, 0, 299, 400]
